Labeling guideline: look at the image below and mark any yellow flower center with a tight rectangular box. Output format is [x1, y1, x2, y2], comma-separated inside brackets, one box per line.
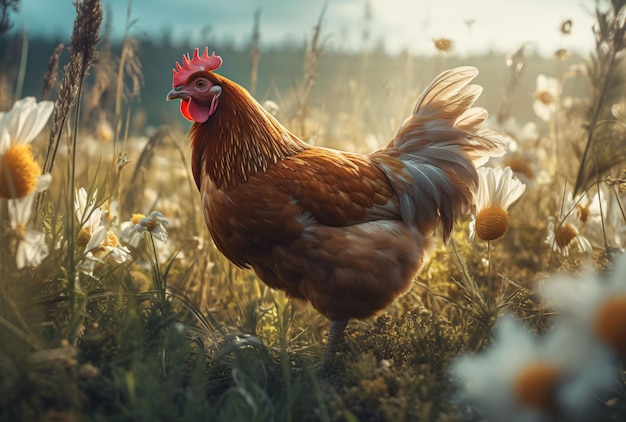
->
[132, 213, 159, 232]
[475, 206, 509, 241]
[554, 49, 569, 60]
[594, 294, 626, 358]
[0, 144, 42, 199]
[514, 361, 561, 415]
[131, 213, 146, 225]
[76, 227, 92, 247]
[433, 38, 453, 53]
[104, 230, 120, 248]
[91, 231, 120, 258]
[554, 223, 577, 248]
[537, 90, 556, 105]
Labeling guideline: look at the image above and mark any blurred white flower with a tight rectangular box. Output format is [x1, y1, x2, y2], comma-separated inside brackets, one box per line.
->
[120, 211, 169, 247]
[96, 117, 114, 142]
[470, 166, 526, 241]
[0, 97, 53, 198]
[533, 75, 561, 122]
[8, 193, 49, 269]
[262, 100, 280, 116]
[451, 314, 617, 421]
[540, 253, 626, 358]
[491, 118, 550, 187]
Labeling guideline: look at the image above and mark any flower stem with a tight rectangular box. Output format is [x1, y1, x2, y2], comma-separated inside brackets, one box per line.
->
[149, 233, 164, 301]
[487, 240, 493, 310]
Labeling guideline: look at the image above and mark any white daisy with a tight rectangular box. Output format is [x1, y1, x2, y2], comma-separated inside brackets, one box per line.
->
[75, 188, 131, 275]
[533, 75, 561, 122]
[451, 314, 617, 421]
[8, 193, 49, 269]
[470, 166, 526, 241]
[582, 190, 625, 250]
[545, 189, 597, 256]
[539, 253, 626, 358]
[546, 215, 593, 256]
[120, 211, 169, 247]
[0, 97, 53, 198]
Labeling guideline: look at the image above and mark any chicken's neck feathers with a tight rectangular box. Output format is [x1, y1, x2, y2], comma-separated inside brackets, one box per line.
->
[190, 79, 307, 190]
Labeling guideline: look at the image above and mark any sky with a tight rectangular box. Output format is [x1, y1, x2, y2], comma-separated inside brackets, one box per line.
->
[9, 0, 598, 56]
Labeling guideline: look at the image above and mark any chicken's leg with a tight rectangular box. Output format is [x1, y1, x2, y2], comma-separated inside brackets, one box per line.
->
[322, 318, 349, 367]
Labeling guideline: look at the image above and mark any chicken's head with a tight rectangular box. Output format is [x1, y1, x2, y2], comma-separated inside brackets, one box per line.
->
[166, 47, 223, 123]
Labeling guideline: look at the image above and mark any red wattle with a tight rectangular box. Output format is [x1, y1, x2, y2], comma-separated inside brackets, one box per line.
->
[188, 98, 211, 123]
[180, 100, 193, 121]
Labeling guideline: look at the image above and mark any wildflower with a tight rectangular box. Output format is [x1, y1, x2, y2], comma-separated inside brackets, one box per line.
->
[262, 100, 280, 116]
[8, 193, 49, 269]
[545, 190, 598, 256]
[494, 118, 552, 186]
[0, 97, 53, 198]
[470, 167, 526, 241]
[533, 75, 561, 122]
[560, 19, 573, 35]
[554, 48, 569, 60]
[75, 187, 130, 275]
[540, 253, 626, 358]
[545, 215, 592, 256]
[96, 117, 113, 142]
[586, 193, 626, 250]
[120, 211, 169, 247]
[574, 191, 604, 225]
[433, 37, 453, 54]
[451, 314, 617, 421]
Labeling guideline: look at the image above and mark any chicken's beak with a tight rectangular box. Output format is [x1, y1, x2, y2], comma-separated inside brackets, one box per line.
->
[166, 87, 187, 101]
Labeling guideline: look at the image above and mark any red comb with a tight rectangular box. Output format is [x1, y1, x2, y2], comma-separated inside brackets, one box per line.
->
[172, 47, 222, 87]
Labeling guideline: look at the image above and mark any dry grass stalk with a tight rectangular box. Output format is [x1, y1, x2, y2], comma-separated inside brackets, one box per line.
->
[498, 44, 526, 124]
[87, 14, 114, 120]
[40, 0, 102, 340]
[574, 0, 626, 194]
[249, 9, 261, 96]
[41, 43, 64, 101]
[42, 0, 102, 177]
[294, 3, 327, 137]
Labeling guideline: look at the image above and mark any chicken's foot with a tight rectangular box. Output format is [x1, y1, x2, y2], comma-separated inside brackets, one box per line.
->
[321, 318, 349, 367]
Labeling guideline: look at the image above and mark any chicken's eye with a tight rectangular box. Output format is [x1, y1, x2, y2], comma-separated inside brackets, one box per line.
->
[195, 79, 208, 90]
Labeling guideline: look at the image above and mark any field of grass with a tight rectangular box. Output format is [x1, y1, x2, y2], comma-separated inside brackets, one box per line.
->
[1, 0, 626, 421]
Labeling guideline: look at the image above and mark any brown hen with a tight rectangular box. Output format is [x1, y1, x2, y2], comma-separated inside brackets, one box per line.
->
[166, 47, 505, 364]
